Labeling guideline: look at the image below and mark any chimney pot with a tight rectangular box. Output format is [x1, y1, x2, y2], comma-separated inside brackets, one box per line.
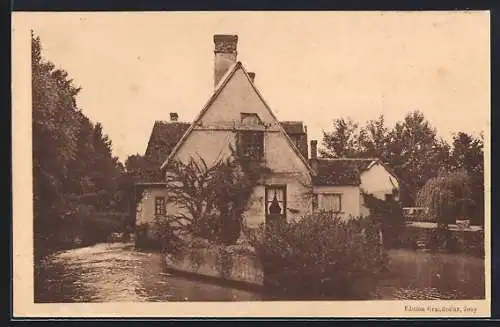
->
[213, 34, 238, 88]
[248, 72, 256, 83]
[310, 140, 318, 159]
[214, 34, 238, 53]
[170, 112, 179, 121]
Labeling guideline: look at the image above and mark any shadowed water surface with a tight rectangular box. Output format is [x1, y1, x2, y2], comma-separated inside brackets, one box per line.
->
[375, 249, 484, 300]
[35, 243, 484, 302]
[36, 243, 262, 302]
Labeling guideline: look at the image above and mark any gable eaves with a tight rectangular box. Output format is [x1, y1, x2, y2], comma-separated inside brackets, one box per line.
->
[160, 62, 241, 171]
[365, 159, 402, 188]
[240, 66, 315, 175]
[160, 61, 315, 176]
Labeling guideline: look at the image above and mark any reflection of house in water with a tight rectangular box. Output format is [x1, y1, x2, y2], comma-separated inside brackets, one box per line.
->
[134, 34, 400, 240]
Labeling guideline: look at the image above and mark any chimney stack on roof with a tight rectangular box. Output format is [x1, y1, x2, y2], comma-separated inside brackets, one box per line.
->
[170, 112, 179, 122]
[248, 72, 256, 83]
[213, 34, 238, 88]
[310, 140, 318, 159]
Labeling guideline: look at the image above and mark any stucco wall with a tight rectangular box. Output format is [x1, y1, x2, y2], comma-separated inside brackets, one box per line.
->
[360, 163, 399, 199]
[201, 68, 276, 124]
[175, 130, 235, 168]
[359, 163, 399, 216]
[136, 187, 169, 226]
[243, 173, 312, 227]
[167, 64, 312, 229]
[313, 185, 361, 219]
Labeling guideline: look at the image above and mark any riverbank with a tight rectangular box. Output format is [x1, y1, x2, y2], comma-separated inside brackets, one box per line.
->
[35, 242, 485, 302]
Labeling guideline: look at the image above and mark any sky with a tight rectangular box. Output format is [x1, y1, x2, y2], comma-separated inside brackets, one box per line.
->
[26, 11, 490, 163]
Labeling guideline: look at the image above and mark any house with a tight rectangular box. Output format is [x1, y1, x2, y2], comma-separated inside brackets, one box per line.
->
[135, 34, 399, 240]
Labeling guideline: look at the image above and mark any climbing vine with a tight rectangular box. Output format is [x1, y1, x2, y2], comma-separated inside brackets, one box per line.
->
[162, 143, 271, 247]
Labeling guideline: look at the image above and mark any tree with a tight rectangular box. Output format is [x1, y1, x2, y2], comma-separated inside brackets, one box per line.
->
[124, 154, 163, 183]
[450, 132, 484, 225]
[32, 32, 130, 256]
[416, 169, 473, 226]
[384, 111, 451, 205]
[32, 33, 81, 254]
[359, 115, 390, 160]
[320, 117, 366, 158]
[319, 111, 452, 206]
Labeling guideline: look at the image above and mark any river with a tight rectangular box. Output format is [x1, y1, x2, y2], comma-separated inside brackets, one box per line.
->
[35, 242, 485, 302]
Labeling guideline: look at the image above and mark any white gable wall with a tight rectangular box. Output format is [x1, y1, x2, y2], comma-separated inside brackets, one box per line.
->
[360, 163, 399, 199]
[166, 65, 312, 228]
[359, 163, 400, 217]
[201, 68, 277, 124]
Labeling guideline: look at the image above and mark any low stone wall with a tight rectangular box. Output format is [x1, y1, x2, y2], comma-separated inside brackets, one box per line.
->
[398, 224, 484, 256]
[164, 245, 264, 289]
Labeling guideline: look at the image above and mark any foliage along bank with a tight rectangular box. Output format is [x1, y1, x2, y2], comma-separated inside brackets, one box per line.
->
[32, 34, 134, 259]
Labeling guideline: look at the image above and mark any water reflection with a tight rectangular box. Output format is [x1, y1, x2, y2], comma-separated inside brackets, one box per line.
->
[36, 243, 262, 302]
[35, 243, 485, 302]
[376, 249, 485, 300]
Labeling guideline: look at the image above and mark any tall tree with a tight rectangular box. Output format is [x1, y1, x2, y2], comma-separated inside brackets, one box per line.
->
[384, 111, 450, 205]
[32, 33, 131, 256]
[319, 110, 452, 206]
[450, 132, 484, 225]
[359, 114, 390, 160]
[320, 117, 365, 158]
[32, 33, 81, 251]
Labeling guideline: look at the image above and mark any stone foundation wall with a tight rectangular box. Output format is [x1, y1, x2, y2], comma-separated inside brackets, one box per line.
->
[164, 245, 264, 287]
[398, 225, 484, 256]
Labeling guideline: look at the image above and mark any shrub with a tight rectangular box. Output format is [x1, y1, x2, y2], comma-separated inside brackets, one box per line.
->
[246, 212, 387, 299]
[135, 223, 162, 250]
[362, 192, 405, 248]
[163, 145, 270, 247]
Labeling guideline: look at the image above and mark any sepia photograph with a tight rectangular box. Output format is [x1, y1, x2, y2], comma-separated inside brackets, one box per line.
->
[12, 11, 490, 317]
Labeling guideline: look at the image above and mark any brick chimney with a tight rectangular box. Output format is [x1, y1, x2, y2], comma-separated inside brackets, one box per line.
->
[170, 112, 178, 122]
[310, 140, 318, 159]
[310, 140, 318, 174]
[248, 72, 256, 83]
[214, 34, 238, 88]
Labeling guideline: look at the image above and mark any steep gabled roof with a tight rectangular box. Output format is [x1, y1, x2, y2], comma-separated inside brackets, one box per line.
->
[159, 61, 314, 174]
[311, 158, 400, 187]
[144, 121, 190, 166]
[145, 120, 308, 167]
[280, 121, 306, 135]
[311, 158, 374, 186]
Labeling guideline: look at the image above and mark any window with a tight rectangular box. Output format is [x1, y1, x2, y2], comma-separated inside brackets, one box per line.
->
[320, 193, 342, 213]
[265, 185, 287, 218]
[239, 131, 264, 161]
[155, 196, 166, 216]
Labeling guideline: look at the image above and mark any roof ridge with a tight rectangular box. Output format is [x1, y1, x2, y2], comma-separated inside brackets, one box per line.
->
[154, 120, 190, 124]
[317, 157, 378, 161]
[160, 62, 314, 175]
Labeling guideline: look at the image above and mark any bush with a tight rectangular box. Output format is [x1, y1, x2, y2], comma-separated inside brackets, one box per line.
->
[135, 223, 162, 250]
[246, 212, 387, 299]
[362, 192, 405, 248]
